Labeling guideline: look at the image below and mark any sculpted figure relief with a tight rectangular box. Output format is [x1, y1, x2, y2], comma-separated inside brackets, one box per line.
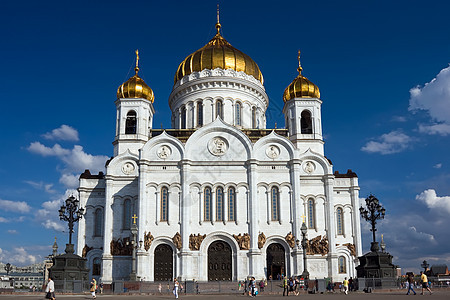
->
[189, 233, 206, 251]
[208, 137, 228, 156]
[258, 232, 266, 249]
[343, 243, 356, 257]
[305, 235, 329, 256]
[110, 237, 132, 256]
[173, 232, 182, 250]
[144, 231, 154, 251]
[82, 244, 93, 258]
[233, 233, 250, 250]
[285, 231, 296, 249]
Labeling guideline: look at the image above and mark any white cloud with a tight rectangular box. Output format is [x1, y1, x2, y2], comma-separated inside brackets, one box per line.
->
[24, 180, 56, 194]
[59, 173, 79, 188]
[35, 189, 76, 231]
[407, 226, 437, 244]
[391, 115, 407, 122]
[434, 163, 442, 169]
[361, 131, 412, 154]
[42, 219, 65, 231]
[42, 125, 79, 141]
[7, 230, 18, 234]
[27, 142, 70, 157]
[409, 65, 450, 135]
[416, 189, 450, 214]
[418, 123, 450, 136]
[0, 217, 9, 223]
[6, 247, 37, 265]
[0, 199, 31, 213]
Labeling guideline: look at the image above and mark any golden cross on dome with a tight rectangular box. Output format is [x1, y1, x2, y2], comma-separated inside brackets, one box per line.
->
[135, 49, 140, 74]
[297, 50, 303, 75]
[300, 214, 307, 224]
[215, 3, 221, 34]
[132, 214, 138, 224]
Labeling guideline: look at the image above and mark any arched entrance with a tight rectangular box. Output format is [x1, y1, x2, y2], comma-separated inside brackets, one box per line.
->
[154, 244, 173, 281]
[208, 241, 232, 281]
[266, 243, 286, 279]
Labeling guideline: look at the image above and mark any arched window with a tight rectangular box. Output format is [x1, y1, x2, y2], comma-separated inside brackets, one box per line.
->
[252, 107, 257, 129]
[235, 102, 242, 126]
[123, 199, 131, 230]
[308, 198, 315, 229]
[204, 187, 212, 221]
[338, 256, 346, 273]
[216, 100, 223, 119]
[301, 110, 313, 134]
[197, 101, 203, 126]
[216, 187, 224, 221]
[181, 106, 186, 129]
[228, 187, 236, 221]
[92, 257, 101, 276]
[337, 207, 344, 235]
[94, 208, 103, 237]
[125, 111, 137, 134]
[271, 186, 279, 221]
[161, 187, 169, 222]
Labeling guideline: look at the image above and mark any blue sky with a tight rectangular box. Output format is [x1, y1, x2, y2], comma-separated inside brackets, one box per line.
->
[1, 0, 449, 273]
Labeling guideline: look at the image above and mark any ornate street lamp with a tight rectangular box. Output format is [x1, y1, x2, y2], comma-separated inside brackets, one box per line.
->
[300, 221, 309, 279]
[127, 214, 139, 281]
[59, 195, 85, 253]
[359, 194, 385, 252]
[4, 263, 12, 276]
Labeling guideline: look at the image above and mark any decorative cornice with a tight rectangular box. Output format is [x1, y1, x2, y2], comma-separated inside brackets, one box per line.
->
[169, 68, 268, 109]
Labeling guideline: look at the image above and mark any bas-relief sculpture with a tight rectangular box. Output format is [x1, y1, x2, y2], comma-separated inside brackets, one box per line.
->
[82, 244, 93, 258]
[233, 233, 250, 250]
[343, 243, 356, 257]
[110, 237, 133, 256]
[285, 231, 296, 249]
[173, 232, 182, 250]
[305, 235, 329, 256]
[258, 232, 266, 249]
[144, 231, 154, 251]
[189, 233, 206, 251]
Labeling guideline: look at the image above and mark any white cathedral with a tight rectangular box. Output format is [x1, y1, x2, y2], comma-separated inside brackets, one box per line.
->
[76, 18, 362, 283]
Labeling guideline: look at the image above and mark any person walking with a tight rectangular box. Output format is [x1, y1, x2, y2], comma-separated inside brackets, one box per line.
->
[343, 277, 349, 295]
[90, 278, 97, 299]
[406, 273, 417, 295]
[282, 276, 289, 296]
[45, 277, 55, 300]
[420, 272, 432, 295]
[173, 278, 180, 299]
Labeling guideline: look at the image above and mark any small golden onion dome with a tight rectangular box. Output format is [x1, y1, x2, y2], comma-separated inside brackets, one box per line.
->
[117, 50, 155, 102]
[174, 21, 264, 84]
[283, 51, 320, 102]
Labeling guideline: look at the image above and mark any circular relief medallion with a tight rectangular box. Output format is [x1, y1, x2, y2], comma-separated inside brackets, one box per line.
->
[266, 145, 280, 159]
[207, 137, 228, 156]
[157, 145, 172, 159]
[122, 162, 135, 175]
[303, 161, 315, 174]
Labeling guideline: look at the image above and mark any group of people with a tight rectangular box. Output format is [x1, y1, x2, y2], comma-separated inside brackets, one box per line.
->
[406, 272, 432, 295]
[282, 276, 305, 296]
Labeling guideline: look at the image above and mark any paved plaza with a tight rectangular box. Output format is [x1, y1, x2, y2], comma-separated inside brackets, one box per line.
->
[0, 290, 449, 300]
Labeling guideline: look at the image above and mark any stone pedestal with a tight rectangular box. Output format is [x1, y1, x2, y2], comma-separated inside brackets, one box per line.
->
[49, 244, 89, 291]
[356, 244, 397, 278]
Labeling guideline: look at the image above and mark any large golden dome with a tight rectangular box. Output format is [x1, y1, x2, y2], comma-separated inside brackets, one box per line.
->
[174, 22, 263, 84]
[117, 50, 155, 102]
[283, 51, 320, 102]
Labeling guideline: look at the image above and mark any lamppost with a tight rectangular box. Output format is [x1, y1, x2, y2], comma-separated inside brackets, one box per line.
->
[4, 263, 12, 276]
[421, 260, 429, 273]
[128, 214, 139, 281]
[359, 195, 385, 252]
[58, 195, 85, 253]
[300, 221, 309, 280]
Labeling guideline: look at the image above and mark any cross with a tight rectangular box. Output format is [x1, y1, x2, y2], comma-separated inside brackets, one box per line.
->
[300, 214, 307, 224]
[132, 214, 138, 224]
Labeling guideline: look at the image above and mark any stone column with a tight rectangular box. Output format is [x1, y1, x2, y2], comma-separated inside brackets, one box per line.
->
[289, 159, 302, 275]
[76, 189, 87, 256]
[324, 174, 337, 279]
[179, 160, 192, 280]
[102, 176, 114, 283]
[136, 156, 148, 280]
[350, 177, 362, 257]
[247, 159, 263, 278]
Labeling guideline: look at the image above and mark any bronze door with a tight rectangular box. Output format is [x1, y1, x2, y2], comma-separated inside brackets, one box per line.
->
[208, 241, 232, 281]
[266, 243, 286, 279]
[154, 244, 173, 281]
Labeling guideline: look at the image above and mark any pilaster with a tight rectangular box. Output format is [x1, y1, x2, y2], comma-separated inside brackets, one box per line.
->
[101, 176, 114, 283]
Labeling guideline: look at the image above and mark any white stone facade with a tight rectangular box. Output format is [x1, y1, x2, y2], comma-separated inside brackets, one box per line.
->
[77, 58, 362, 283]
